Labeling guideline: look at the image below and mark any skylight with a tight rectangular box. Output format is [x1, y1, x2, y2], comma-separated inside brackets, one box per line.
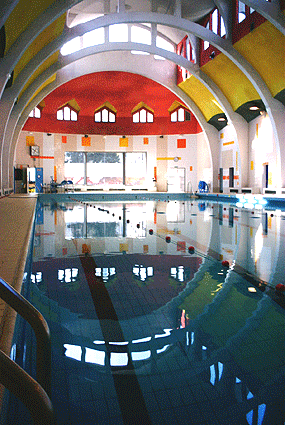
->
[60, 36, 81, 56]
[109, 24, 128, 42]
[83, 27, 104, 47]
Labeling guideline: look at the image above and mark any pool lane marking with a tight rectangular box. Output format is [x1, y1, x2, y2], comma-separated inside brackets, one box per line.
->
[78, 254, 152, 425]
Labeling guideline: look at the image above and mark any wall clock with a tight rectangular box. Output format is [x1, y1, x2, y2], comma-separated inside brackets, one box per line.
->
[30, 145, 40, 157]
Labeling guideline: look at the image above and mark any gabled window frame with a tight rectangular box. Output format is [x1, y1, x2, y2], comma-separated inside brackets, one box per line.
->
[94, 107, 116, 123]
[132, 103, 154, 123]
[29, 105, 42, 119]
[169, 103, 191, 123]
[57, 104, 78, 121]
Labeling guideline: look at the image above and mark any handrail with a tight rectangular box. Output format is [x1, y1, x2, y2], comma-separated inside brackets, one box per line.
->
[187, 181, 193, 194]
[0, 349, 55, 425]
[0, 277, 51, 396]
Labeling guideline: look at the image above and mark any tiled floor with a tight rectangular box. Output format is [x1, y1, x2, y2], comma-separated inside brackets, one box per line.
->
[3, 196, 285, 424]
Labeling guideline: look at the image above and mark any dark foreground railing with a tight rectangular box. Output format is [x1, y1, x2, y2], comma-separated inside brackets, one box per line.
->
[0, 277, 55, 423]
[0, 349, 55, 424]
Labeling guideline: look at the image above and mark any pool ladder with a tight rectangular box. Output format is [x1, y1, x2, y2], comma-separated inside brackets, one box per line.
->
[186, 181, 198, 198]
[0, 277, 55, 424]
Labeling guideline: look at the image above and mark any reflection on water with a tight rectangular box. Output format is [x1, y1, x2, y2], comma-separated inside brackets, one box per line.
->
[17, 199, 285, 424]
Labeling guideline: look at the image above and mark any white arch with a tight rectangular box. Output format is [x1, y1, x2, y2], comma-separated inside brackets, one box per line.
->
[7, 51, 220, 191]
[3, 41, 249, 190]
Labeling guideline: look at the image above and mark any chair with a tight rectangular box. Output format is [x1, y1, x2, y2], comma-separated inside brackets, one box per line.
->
[198, 181, 209, 193]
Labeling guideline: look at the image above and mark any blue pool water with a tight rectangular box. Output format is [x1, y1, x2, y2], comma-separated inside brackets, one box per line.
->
[6, 197, 285, 424]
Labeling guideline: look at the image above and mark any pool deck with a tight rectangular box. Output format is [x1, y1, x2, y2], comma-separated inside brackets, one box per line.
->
[0, 194, 37, 356]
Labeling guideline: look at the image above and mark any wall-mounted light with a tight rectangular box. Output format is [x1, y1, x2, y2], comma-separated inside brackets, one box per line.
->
[47, 133, 52, 136]
[160, 135, 164, 139]
[209, 51, 215, 59]
[84, 134, 88, 138]
[122, 135, 126, 139]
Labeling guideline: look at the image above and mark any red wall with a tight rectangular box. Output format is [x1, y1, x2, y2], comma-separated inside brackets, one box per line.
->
[23, 71, 202, 135]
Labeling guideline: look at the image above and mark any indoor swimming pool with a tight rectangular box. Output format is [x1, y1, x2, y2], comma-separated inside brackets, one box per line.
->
[4, 196, 285, 425]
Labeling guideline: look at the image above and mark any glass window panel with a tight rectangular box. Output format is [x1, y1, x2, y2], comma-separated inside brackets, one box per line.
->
[57, 109, 63, 120]
[109, 111, 116, 122]
[29, 110, 34, 117]
[250, 7, 255, 13]
[125, 152, 147, 187]
[140, 109, 147, 123]
[64, 152, 84, 186]
[204, 40, 209, 50]
[35, 107, 41, 118]
[64, 106, 70, 120]
[221, 17, 226, 37]
[133, 112, 139, 123]
[95, 111, 101, 122]
[212, 9, 218, 34]
[71, 110, 77, 121]
[156, 36, 174, 52]
[238, 1, 246, 23]
[109, 24, 128, 42]
[178, 108, 184, 122]
[83, 27, 104, 48]
[147, 112, 153, 122]
[171, 111, 177, 122]
[61, 36, 81, 56]
[131, 25, 151, 45]
[102, 108, 108, 122]
[186, 39, 191, 60]
[185, 110, 191, 121]
[86, 152, 123, 186]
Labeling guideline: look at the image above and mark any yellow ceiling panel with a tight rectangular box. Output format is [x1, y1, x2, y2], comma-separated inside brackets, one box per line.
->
[234, 21, 285, 98]
[14, 14, 66, 81]
[26, 74, 56, 108]
[178, 76, 223, 122]
[18, 51, 59, 100]
[201, 53, 260, 112]
[4, 0, 57, 53]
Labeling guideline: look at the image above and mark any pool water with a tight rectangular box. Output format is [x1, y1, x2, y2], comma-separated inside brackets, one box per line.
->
[11, 199, 285, 424]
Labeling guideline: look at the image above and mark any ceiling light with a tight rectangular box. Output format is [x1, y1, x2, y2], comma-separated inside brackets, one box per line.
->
[218, 117, 226, 122]
[249, 106, 259, 111]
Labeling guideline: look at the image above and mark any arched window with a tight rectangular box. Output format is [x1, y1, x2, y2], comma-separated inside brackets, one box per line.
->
[57, 100, 79, 121]
[168, 102, 191, 122]
[29, 106, 41, 118]
[94, 102, 117, 123]
[132, 102, 154, 123]
[203, 8, 226, 50]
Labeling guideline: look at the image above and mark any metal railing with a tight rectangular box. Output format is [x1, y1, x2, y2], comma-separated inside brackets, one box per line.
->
[0, 349, 55, 424]
[187, 181, 193, 195]
[0, 277, 55, 423]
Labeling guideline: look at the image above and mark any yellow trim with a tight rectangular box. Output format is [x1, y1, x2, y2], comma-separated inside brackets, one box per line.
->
[19, 52, 59, 100]
[4, 0, 55, 53]
[13, 14, 66, 81]
[94, 101, 117, 114]
[234, 21, 285, 98]
[26, 74, 56, 107]
[157, 157, 181, 161]
[223, 141, 235, 146]
[168, 100, 188, 113]
[59, 98, 81, 112]
[201, 53, 260, 111]
[178, 75, 223, 121]
[131, 102, 154, 114]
